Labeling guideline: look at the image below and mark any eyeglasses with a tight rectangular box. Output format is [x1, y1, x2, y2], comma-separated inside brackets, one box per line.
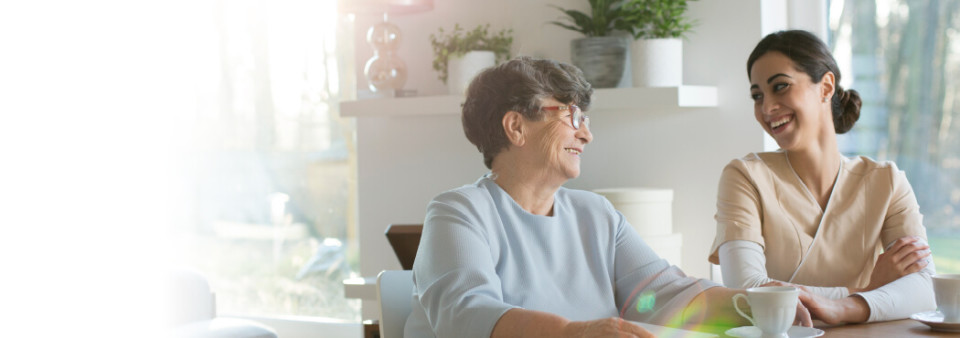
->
[539, 105, 590, 130]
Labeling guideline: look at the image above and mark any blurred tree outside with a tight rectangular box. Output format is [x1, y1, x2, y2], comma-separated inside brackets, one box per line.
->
[830, 0, 960, 272]
[170, 0, 361, 321]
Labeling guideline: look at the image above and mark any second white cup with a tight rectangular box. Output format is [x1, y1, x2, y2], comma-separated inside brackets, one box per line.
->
[934, 274, 960, 322]
[733, 286, 798, 338]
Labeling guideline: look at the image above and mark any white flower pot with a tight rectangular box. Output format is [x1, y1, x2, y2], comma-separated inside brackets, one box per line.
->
[447, 50, 496, 95]
[631, 38, 683, 87]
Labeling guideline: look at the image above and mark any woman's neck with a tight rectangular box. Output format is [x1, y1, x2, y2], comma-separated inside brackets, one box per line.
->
[786, 138, 842, 210]
[490, 161, 561, 216]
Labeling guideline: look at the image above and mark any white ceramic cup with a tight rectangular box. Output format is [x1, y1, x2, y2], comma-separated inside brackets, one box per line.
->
[732, 286, 798, 338]
[934, 274, 960, 322]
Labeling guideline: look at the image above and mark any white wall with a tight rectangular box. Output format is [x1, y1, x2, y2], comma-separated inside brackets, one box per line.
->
[789, 0, 828, 39]
[347, 0, 797, 321]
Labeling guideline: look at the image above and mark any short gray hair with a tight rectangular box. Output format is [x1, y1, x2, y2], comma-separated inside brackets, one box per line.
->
[461, 56, 593, 169]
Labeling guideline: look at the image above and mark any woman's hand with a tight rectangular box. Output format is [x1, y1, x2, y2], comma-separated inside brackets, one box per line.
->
[794, 299, 813, 327]
[562, 318, 654, 338]
[758, 282, 869, 324]
[863, 236, 930, 291]
[796, 289, 870, 325]
[796, 290, 845, 325]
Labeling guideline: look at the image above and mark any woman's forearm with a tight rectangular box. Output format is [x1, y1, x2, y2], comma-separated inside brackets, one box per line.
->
[491, 308, 571, 338]
[851, 267, 936, 322]
[797, 289, 870, 324]
[719, 241, 848, 299]
[836, 295, 870, 323]
[491, 309, 653, 338]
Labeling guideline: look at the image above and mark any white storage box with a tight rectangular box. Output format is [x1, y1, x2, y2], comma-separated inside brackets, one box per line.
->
[593, 188, 674, 237]
[594, 188, 682, 268]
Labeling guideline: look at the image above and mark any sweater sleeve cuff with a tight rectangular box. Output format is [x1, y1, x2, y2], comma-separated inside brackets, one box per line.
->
[470, 304, 520, 338]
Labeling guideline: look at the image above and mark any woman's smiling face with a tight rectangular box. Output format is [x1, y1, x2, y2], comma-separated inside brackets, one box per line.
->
[526, 97, 593, 181]
[749, 51, 833, 151]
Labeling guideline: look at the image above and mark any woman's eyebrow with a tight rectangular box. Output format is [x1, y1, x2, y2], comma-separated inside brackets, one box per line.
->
[751, 73, 793, 89]
[767, 73, 791, 83]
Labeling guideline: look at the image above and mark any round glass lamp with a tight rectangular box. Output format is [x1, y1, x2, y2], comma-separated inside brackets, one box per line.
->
[341, 0, 433, 93]
[364, 18, 407, 92]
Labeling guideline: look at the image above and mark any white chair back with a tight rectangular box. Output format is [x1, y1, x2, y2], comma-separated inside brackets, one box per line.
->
[377, 270, 414, 338]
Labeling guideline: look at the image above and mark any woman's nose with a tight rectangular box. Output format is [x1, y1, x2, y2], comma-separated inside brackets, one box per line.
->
[578, 124, 593, 144]
[762, 97, 780, 115]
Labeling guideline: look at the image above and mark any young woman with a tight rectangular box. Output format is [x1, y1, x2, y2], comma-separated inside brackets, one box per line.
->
[709, 30, 936, 324]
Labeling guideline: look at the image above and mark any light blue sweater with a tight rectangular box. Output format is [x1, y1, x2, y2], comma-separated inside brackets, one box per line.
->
[404, 175, 719, 337]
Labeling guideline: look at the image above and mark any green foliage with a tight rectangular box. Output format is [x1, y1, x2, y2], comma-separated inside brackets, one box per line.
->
[429, 24, 513, 84]
[549, 0, 633, 37]
[622, 0, 697, 39]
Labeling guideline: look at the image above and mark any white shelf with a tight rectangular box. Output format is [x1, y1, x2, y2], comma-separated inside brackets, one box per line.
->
[341, 95, 464, 117]
[340, 85, 717, 118]
[592, 85, 717, 110]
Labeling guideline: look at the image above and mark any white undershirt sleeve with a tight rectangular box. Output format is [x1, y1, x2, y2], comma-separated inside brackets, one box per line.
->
[720, 239, 937, 321]
[854, 239, 936, 322]
[718, 240, 849, 299]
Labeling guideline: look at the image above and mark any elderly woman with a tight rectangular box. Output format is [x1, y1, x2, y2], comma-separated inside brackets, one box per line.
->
[403, 57, 806, 338]
[709, 30, 936, 324]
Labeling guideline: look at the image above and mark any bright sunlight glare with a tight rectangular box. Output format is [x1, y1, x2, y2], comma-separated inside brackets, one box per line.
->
[2, 1, 215, 336]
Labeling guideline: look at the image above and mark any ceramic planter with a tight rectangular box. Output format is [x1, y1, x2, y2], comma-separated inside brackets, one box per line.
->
[631, 38, 682, 87]
[571, 36, 628, 88]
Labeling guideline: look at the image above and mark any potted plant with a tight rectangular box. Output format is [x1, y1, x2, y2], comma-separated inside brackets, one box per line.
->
[622, 0, 697, 87]
[550, 0, 632, 88]
[429, 24, 513, 94]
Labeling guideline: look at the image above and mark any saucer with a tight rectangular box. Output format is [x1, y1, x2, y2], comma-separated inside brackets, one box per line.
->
[910, 311, 960, 332]
[725, 325, 824, 338]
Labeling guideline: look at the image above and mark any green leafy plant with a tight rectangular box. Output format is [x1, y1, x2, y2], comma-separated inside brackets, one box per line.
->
[429, 24, 513, 84]
[549, 0, 633, 37]
[622, 0, 697, 39]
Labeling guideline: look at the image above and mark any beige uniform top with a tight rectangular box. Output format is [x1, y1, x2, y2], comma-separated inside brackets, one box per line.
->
[708, 151, 927, 289]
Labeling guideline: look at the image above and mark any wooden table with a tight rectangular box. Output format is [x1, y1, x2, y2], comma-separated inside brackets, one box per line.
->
[818, 319, 956, 337]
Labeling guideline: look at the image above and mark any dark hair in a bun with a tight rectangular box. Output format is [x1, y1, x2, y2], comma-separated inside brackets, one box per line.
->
[747, 30, 862, 134]
[833, 85, 861, 133]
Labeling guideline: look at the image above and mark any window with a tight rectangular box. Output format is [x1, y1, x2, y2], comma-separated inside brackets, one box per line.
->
[828, 0, 960, 272]
[171, 0, 360, 320]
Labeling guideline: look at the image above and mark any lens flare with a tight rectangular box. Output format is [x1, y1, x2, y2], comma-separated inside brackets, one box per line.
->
[619, 267, 744, 336]
[636, 291, 656, 313]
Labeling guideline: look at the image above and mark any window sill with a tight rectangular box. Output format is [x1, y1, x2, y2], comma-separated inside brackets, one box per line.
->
[228, 314, 362, 338]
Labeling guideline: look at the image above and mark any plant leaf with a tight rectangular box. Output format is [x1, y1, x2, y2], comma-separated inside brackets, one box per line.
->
[550, 21, 589, 35]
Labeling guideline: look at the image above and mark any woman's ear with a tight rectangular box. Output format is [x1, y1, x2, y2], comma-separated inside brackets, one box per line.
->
[502, 111, 525, 147]
[820, 71, 836, 103]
